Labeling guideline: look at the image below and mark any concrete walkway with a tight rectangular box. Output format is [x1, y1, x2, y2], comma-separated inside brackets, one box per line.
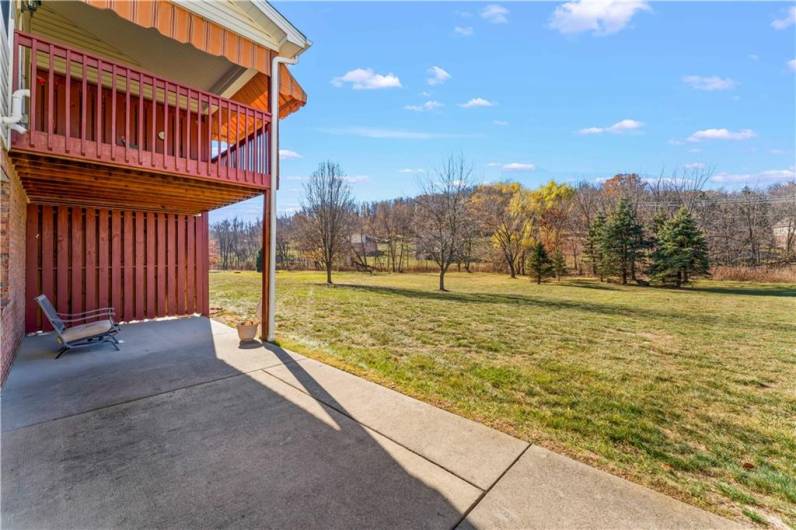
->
[1, 317, 741, 529]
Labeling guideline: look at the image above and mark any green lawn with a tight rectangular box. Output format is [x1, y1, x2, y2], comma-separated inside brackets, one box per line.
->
[210, 270, 796, 527]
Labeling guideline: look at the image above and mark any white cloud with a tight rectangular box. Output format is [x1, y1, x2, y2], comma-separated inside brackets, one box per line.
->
[682, 75, 737, 91]
[454, 26, 474, 36]
[788, 59, 796, 72]
[578, 118, 643, 135]
[399, 168, 425, 174]
[493, 120, 509, 126]
[748, 54, 759, 61]
[684, 162, 705, 170]
[550, 0, 650, 36]
[711, 167, 795, 184]
[486, 162, 502, 167]
[319, 127, 479, 140]
[404, 100, 443, 112]
[427, 66, 451, 86]
[481, 4, 509, 24]
[687, 128, 756, 142]
[279, 149, 302, 160]
[459, 97, 495, 108]
[502, 162, 536, 172]
[331, 68, 402, 90]
[771, 6, 796, 30]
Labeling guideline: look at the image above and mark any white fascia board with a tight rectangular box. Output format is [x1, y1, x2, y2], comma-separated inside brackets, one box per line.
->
[250, 0, 310, 55]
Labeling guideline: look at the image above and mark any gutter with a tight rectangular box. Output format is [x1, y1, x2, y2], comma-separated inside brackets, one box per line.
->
[266, 46, 308, 341]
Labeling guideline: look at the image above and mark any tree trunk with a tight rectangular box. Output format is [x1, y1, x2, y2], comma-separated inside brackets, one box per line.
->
[508, 260, 516, 279]
[439, 269, 446, 291]
[536, 272, 541, 284]
[326, 263, 333, 285]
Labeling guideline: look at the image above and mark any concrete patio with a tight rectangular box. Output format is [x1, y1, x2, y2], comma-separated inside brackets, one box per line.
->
[1, 317, 740, 529]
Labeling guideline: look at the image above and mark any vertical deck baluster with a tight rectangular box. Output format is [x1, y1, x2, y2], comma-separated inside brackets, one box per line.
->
[47, 44, 54, 150]
[125, 67, 131, 162]
[198, 93, 204, 176]
[235, 103, 240, 182]
[111, 63, 116, 160]
[255, 115, 260, 183]
[186, 89, 191, 172]
[175, 85, 180, 168]
[29, 38, 37, 147]
[64, 49, 71, 153]
[226, 100, 231, 179]
[138, 72, 144, 165]
[163, 81, 169, 169]
[151, 78, 157, 167]
[80, 55, 87, 155]
[216, 97, 221, 179]
[95, 58, 102, 158]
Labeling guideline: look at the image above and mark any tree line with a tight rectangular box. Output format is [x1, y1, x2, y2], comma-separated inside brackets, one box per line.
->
[210, 157, 795, 289]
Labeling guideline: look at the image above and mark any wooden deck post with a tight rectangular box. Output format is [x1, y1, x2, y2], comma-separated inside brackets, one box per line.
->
[260, 190, 271, 340]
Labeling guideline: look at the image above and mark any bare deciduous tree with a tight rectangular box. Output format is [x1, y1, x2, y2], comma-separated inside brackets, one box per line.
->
[415, 155, 474, 291]
[298, 161, 355, 285]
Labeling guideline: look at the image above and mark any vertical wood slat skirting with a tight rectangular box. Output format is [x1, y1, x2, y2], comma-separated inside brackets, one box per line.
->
[24, 204, 209, 333]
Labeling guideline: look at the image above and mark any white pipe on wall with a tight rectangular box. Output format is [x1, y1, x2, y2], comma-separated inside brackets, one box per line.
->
[1, 89, 30, 134]
[267, 55, 297, 342]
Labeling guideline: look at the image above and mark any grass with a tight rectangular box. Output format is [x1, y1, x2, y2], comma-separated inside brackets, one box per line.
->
[210, 270, 796, 527]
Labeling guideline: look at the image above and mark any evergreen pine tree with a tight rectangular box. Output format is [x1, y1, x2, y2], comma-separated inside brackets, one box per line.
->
[552, 249, 567, 281]
[255, 248, 263, 273]
[601, 199, 644, 284]
[649, 207, 709, 287]
[527, 242, 553, 284]
[585, 214, 606, 281]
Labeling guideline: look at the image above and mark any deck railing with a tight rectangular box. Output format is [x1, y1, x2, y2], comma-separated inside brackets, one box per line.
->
[12, 31, 271, 187]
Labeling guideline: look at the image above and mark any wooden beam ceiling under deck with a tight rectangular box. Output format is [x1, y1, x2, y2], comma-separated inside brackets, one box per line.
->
[11, 153, 263, 214]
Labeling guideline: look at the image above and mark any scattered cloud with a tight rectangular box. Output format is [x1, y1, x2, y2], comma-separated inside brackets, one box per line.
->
[427, 66, 451, 86]
[481, 4, 509, 24]
[549, 0, 649, 36]
[419, 90, 432, 97]
[459, 97, 495, 108]
[684, 162, 706, 170]
[502, 162, 536, 172]
[284, 175, 307, 181]
[711, 167, 795, 184]
[331, 68, 401, 90]
[454, 26, 474, 36]
[748, 53, 759, 61]
[770, 149, 786, 155]
[493, 120, 509, 126]
[578, 119, 643, 135]
[682, 75, 737, 91]
[279, 149, 302, 160]
[399, 168, 425, 174]
[788, 59, 796, 72]
[771, 6, 796, 30]
[318, 127, 479, 140]
[687, 128, 756, 142]
[404, 100, 443, 112]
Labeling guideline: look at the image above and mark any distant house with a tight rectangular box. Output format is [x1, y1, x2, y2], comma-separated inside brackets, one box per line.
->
[350, 233, 380, 257]
[773, 220, 794, 252]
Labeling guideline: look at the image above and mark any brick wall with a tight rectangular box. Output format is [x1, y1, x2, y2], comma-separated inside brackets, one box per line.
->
[1, 149, 27, 385]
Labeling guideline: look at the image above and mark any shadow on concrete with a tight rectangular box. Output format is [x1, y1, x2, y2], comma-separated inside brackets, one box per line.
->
[1, 317, 474, 529]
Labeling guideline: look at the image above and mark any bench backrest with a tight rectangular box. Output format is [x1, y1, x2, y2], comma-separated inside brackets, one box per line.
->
[35, 295, 65, 335]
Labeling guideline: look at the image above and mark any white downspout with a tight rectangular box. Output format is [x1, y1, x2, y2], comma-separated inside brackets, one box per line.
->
[267, 55, 297, 342]
[1, 89, 31, 134]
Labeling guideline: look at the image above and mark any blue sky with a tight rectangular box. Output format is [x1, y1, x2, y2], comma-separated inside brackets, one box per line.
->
[213, 1, 796, 222]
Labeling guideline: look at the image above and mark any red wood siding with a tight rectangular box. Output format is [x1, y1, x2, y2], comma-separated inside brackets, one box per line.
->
[25, 204, 209, 332]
